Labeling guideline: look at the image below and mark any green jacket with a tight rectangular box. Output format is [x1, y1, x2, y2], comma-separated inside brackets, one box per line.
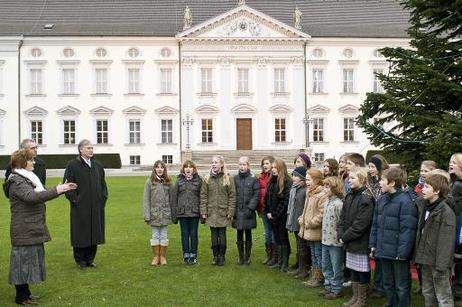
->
[200, 173, 236, 228]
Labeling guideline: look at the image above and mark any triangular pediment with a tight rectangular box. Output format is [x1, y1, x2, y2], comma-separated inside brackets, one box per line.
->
[89, 106, 114, 115]
[122, 106, 147, 115]
[307, 104, 330, 114]
[338, 104, 359, 114]
[155, 106, 179, 115]
[56, 105, 81, 116]
[231, 103, 257, 114]
[177, 5, 309, 40]
[269, 104, 293, 114]
[195, 104, 219, 114]
[24, 106, 48, 117]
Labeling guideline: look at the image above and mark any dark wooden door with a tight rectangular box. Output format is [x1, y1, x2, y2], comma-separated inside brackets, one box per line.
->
[236, 118, 252, 150]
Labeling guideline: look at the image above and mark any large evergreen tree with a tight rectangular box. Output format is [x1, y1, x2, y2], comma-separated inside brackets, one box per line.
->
[357, 0, 462, 169]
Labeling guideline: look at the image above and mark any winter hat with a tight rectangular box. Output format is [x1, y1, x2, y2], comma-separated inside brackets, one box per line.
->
[297, 153, 312, 168]
[292, 166, 307, 180]
[368, 156, 382, 171]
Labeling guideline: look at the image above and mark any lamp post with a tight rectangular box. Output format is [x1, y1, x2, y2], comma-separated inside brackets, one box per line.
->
[303, 112, 312, 148]
[182, 113, 194, 150]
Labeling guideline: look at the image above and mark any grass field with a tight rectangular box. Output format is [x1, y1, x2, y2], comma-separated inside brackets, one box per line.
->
[0, 176, 424, 306]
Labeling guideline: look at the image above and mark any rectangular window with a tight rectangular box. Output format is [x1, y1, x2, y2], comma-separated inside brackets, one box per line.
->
[160, 68, 172, 94]
[314, 153, 325, 162]
[343, 118, 355, 141]
[201, 119, 213, 143]
[312, 118, 324, 142]
[95, 68, 108, 94]
[274, 118, 286, 142]
[161, 119, 173, 144]
[96, 120, 109, 144]
[31, 120, 43, 145]
[129, 120, 141, 144]
[373, 69, 384, 93]
[312, 69, 324, 93]
[63, 120, 76, 144]
[274, 68, 285, 92]
[343, 69, 354, 93]
[63, 68, 75, 94]
[130, 155, 141, 165]
[201, 68, 212, 93]
[128, 68, 140, 94]
[237, 68, 249, 93]
[30, 69, 42, 95]
[162, 155, 173, 164]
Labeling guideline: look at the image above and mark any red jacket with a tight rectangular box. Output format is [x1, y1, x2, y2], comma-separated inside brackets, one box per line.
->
[257, 172, 271, 214]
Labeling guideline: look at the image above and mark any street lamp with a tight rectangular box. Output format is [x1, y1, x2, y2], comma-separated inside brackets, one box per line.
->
[303, 112, 312, 148]
[182, 113, 194, 150]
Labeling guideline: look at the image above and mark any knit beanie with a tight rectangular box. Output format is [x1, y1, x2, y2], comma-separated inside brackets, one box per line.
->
[297, 153, 312, 168]
[368, 156, 382, 171]
[292, 166, 307, 180]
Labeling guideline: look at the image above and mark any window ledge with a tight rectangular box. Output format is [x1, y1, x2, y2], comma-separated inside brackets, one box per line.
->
[59, 143, 77, 147]
[94, 143, 113, 146]
[233, 92, 254, 97]
[156, 93, 178, 96]
[156, 143, 177, 146]
[309, 92, 328, 95]
[340, 141, 359, 144]
[197, 142, 217, 146]
[312, 141, 329, 144]
[271, 92, 290, 97]
[271, 141, 293, 145]
[91, 93, 112, 97]
[26, 94, 47, 97]
[124, 93, 145, 96]
[58, 94, 80, 97]
[339, 92, 359, 96]
[124, 143, 145, 146]
[197, 92, 217, 98]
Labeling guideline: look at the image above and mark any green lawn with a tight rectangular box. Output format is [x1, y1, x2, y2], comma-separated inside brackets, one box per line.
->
[0, 177, 423, 306]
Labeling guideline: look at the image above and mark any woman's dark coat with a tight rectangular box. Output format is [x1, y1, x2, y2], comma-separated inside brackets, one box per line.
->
[63, 157, 108, 248]
[232, 171, 260, 230]
[263, 176, 292, 224]
[170, 174, 202, 222]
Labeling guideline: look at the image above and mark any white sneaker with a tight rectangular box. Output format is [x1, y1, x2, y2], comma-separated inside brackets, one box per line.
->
[342, 280, 352, 288]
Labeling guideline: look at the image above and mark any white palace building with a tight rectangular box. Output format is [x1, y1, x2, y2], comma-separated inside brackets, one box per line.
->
[0, 0, 410, 166]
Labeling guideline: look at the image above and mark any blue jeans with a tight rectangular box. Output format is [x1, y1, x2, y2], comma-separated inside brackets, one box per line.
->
[322, 244, 344, 294]
[178, 217, 199, 257]
[381, 258, 411, 307]
[261, 215, 273, 244]
[310, 241, 322, 269]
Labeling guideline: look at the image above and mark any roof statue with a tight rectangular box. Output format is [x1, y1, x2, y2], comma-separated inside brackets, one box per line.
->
[238, 0, 246, 6]
[183, 6, 192, 30]
[294, 7, 302, 30]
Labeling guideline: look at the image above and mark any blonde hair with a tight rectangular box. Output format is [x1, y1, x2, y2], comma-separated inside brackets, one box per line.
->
[429, 169, 450, 183]
[323, 176, 344, 199]
[349, 167, 368, 185]
[451, 153, 462, 178]
[205, 155, 230, 186]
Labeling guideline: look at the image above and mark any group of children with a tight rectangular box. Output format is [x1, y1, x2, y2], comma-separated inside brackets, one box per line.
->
[142, 151, 462, 307]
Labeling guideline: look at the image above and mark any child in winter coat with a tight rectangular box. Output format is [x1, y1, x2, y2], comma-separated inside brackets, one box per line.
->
[414, 160, 438, 197]
[320, 176, 345, 299]
[143, 160, 172, 266]
[233, 157, 260, 265]
[338, 167, 374, 307]
[369, 167, 418, 307]
[450, 153, 462, 302]
[170, 160, 202, 265]
[258, 156, 276, 265]
[344, 153, 365, 194]
[414, 172, 456, 306]
[299, 168, 328, 287]
[200, 155, 236, 266]
[263, 158, 292, 272]
[286, 166, 309, 279]
[323, 158, 339, 177]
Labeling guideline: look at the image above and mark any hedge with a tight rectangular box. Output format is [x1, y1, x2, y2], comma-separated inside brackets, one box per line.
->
[0, 153, 121, 170]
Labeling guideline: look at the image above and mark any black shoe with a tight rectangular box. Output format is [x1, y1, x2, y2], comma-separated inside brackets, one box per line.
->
[212, 256, 218, 265]
[188, 257, 197, 265]
[87, 262, 97, 268]
[217, 255, 225, 266]
[183, 257, 190, 265]
[77, 262, 87, 270]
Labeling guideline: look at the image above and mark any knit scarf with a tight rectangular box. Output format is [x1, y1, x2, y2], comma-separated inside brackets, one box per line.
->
[14, 168, 45, 192]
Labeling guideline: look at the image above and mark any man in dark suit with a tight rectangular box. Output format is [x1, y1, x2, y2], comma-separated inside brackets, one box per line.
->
[5, 139, 46, 185]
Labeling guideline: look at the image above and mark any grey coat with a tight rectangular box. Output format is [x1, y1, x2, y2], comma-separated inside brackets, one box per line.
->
[5, 173, 59, 246]
[170, 174, 202, 222]
[286, 184, 307, 232]
[143, 180, 172, 226]
[232, 171, 260, 230]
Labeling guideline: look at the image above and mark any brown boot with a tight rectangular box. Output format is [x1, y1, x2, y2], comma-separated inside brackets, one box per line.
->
[160, 240, 168, 265]
[343, 282, 359, 307]
[266, 243, 278, 266]
[151, 245, 160, 266]
[262, 243, 272, 264]
[295, 244, 310, 279]
[304, 267, 324, 287]
[351, 284, 368, 307]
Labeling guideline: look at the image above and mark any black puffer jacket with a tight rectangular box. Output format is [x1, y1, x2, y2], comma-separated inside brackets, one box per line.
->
[232, 171, 260, 230]
[263, 176, 291, 223]
[170, 174, 202, 222]
[337, 186, 375, 254]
